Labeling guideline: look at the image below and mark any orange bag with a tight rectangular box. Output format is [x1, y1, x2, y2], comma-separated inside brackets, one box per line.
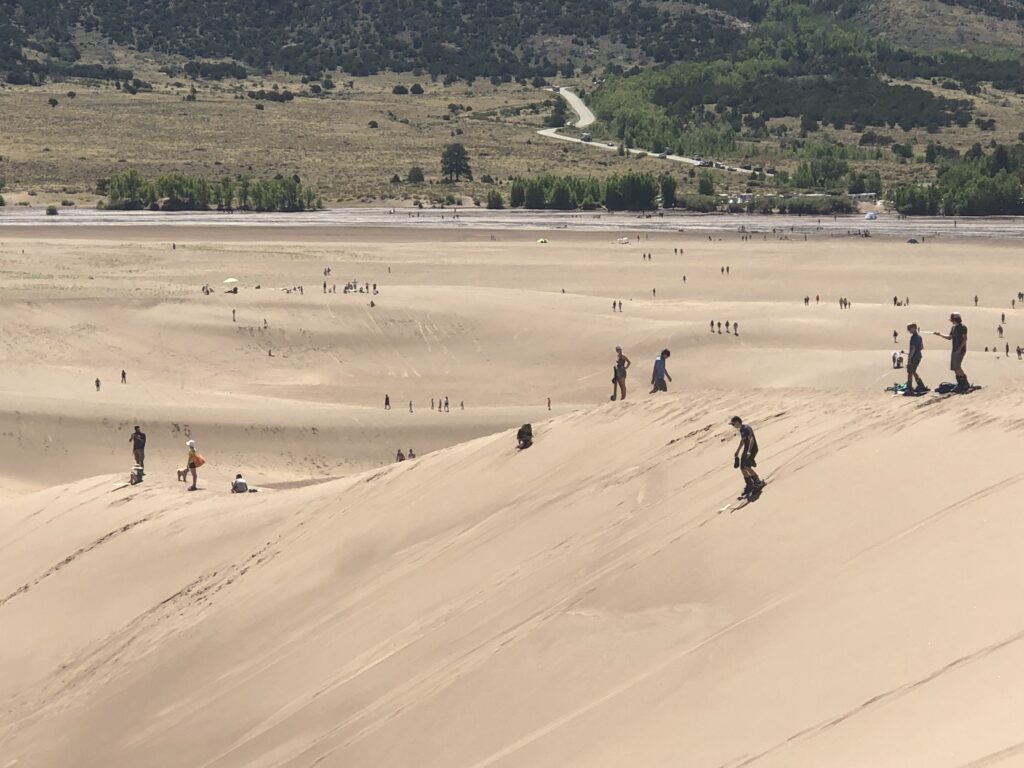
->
[192, 453, 206, 468]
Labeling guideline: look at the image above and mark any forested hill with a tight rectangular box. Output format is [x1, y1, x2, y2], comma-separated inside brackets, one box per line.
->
[2, 0, 1021, 83]
[3, 0, 752, 80]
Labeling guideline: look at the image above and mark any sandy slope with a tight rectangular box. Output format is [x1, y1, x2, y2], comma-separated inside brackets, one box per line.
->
[3, 222, 1024, 764]
[3, 390, 1024, 766]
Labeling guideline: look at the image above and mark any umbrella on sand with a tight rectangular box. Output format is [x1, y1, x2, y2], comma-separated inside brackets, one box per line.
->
[223, 278, 239, 284]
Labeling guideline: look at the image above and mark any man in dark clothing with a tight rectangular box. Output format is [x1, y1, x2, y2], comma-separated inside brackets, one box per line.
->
[730, 416, 763, 499]
[129, 425, 146, 467]
[904, 323, 927, 394]
[934, 312, 970, 391]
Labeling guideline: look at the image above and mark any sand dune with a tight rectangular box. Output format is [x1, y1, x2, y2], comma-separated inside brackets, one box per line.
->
[3, 390, 1024, 766]
[3, 222, 1024, 764]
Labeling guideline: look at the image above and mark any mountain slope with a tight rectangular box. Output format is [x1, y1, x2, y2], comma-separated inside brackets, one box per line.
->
[4, 389, 1024, 766]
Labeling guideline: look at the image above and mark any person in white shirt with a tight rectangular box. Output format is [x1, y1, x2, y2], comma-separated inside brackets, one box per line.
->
[230, 474, 248, 493]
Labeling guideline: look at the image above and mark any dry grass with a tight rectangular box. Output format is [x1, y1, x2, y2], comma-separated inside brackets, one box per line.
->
[0, 68, 668, 206]
[861, 0, 1024, 52]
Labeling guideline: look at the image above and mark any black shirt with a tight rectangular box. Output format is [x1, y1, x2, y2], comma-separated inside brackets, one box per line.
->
[951, 323, 967, 351]
[740, 424, 758, 456]
[130, 431, 146, 449]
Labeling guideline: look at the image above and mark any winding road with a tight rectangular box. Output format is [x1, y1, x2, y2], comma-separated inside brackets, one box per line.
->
[537, 87, 759, 176]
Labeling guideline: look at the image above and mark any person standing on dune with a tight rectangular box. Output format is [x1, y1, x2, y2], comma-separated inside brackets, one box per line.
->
[934, 312, 970, 392]
[649, 349, 672, 393]
[129, 425, 147, 468]
[178, 439, 202, 490]
[903, 323, 927, 394]
[730, 416, 763, 499]
[610, 345, 631, 401]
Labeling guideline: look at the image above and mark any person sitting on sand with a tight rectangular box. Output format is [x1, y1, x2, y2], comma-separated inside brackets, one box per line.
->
[650, 349, 672, 393]
[396, 449, 406, 462]
[231, 474, 248, 493]
[610, 345, 631, 401]
[408, 448, 416, 459]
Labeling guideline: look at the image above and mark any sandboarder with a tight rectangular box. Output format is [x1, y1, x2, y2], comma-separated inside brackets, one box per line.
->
[904, 323, 927, 394]
[610, 345, 631, 401]
[129, 425, 146, 467]
[933, 312, 970, 392]
[730, 416, 763, 499]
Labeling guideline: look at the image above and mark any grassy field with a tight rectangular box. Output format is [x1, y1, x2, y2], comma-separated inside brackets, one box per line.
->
[0, 66, 653, 208]
[2, 45, 1024, 207]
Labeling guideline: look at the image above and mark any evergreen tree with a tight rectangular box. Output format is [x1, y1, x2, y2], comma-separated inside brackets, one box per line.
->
[697, 172, 715, 196]
[509, 179, 525, 207]
[658, 174, 677, 208]
[440, 143, 472, 182]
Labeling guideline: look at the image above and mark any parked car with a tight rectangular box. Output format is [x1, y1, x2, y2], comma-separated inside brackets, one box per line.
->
[581, 132, 592, 142]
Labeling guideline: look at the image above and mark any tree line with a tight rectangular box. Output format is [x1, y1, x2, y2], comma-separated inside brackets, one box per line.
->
[508, 173, 660, 211]
[889, 143, 1024, 216]
[100, 170, 321, 212]
[6, 0, 1019, 86]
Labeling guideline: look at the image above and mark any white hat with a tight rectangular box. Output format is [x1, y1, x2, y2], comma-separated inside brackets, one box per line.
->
[186, 440, 196, 447]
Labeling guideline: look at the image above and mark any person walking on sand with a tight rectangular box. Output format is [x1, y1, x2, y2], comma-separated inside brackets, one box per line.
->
[95, 377, 101, 392]
[650, 349, 672, 393]
[121, 369, 127, 384]
[904, 323, 927, 394]
[177, 439, 202, 490]
[730, 416, 763, 499]
[384, 394, 391, 410]
[610, 345, 632, 401]
[232, 308, 236, 322]
[934, 312, 970, 392]
[129, 425, 147, 467]
[893, 329, 898, 344]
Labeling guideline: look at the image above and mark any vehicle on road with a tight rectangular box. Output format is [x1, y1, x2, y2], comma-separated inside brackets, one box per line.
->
[581, 132, 592, 142]
[658, 150, 669, 159]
